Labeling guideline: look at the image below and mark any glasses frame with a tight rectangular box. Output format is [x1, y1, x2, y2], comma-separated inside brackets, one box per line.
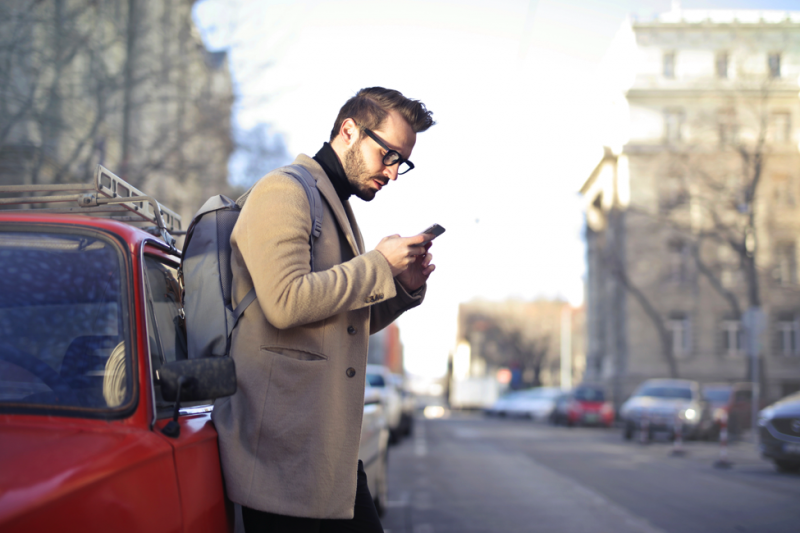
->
[354, 121, 415, 175]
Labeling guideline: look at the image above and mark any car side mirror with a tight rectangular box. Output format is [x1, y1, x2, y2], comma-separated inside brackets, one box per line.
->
[159, 357, 237, 438]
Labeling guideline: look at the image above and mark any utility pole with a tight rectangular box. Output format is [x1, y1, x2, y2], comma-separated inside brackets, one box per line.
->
[743, 307, 764, 445]
[560, 306, 572, 391]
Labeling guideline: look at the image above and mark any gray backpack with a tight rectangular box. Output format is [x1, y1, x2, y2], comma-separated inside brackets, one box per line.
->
[180, 165, 323, 359]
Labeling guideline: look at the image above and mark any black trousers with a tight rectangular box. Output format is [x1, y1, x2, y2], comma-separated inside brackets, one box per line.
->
[242, 460, 384, 533]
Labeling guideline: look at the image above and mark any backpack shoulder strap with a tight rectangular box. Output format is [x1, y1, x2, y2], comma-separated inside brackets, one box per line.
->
[284, 164, 323, 240]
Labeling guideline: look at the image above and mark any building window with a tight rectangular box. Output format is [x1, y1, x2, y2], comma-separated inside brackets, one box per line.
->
[768, 53, 781, 78]
[667, 240, 691, 284]
[775, 314, 800, 356]
[772, 173, 795, 207]
[721, 319, 743, 357]
[664, 109, 684, 142]
[774, 242, 797, 286]
[716, 52, 728, 79]
[663, 52, 675, 79]
[718, 108, 737, 145]
[768, 112, 791, 144]
[717, 244, 741, 289]
[659, 176, 688, 212]
[668, 314, 691, 358]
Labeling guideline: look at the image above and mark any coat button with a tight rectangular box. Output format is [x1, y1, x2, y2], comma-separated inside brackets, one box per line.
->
[347, 326, 357, 335]
[346, 367, 356, 378]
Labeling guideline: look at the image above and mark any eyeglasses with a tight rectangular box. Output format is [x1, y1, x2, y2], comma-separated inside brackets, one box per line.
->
[354, 122, 415, 175]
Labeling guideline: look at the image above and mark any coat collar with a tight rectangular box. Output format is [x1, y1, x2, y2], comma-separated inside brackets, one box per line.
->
[293, 154, 361, 256]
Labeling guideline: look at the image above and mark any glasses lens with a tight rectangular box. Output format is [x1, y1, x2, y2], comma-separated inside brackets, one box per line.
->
[383, 151, 401, 166]
[397, 161, 413, 175]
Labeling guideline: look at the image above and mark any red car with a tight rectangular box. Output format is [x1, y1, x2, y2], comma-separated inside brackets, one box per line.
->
[0, 168, 237, 532]
[553, 385, 615, 427]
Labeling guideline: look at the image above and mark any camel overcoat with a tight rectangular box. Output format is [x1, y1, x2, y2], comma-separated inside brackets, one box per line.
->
[212, 154, 425, 519]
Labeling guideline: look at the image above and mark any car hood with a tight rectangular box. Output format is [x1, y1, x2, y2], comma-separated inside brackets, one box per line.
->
[622, 396, 693, 412]
[0, 420, 169, 525]
[514, 398, 555, 408]
[764, 395, 800, 417]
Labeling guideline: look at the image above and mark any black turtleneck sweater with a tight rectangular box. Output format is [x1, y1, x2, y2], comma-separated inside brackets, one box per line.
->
[313, 142, 353, 203]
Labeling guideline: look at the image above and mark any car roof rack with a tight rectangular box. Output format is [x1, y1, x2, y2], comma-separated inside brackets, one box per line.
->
[0, 165, 181, 247]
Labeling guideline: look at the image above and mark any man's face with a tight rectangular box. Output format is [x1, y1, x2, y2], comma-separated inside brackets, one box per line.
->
[343, 110, 416, 201]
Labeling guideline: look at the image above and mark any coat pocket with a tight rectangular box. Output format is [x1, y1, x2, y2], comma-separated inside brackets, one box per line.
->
[256, 348, 331, 452]
[261, 344, 327, 361]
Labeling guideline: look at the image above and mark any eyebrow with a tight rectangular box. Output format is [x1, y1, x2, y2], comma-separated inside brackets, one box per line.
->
[369, 129, 405, 155]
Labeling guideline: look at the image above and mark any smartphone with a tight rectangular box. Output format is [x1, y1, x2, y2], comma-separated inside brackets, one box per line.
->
[421, 223, 446, 242]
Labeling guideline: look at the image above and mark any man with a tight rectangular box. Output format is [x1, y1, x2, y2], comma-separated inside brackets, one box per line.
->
[212, 87, 436, 532]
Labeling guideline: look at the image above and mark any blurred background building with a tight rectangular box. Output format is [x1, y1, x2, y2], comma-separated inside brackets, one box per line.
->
[368, 323, 404, 375]
[582, 6, 800, 409]
[0, 0, 234, 224]
[448, 299, 585, 408]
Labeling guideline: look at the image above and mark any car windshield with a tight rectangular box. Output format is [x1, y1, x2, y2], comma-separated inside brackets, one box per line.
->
[703, 388, 732, 403]
[0, 230, 130, 412]
[366, 374, 386, 387]
[635, 385, 692, 400]
[521, 388, 561, 399]
[574, 388, 605, 402]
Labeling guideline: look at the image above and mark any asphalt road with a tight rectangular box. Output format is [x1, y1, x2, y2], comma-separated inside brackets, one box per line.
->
[379, 411, 800, 533]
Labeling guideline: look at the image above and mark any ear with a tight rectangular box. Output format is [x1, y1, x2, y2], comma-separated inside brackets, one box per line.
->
[340, 118, 359, 147]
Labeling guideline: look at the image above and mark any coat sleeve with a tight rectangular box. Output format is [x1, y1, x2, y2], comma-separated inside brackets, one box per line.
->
[234, 172, 398, 330]
[369, 280, 426, 335]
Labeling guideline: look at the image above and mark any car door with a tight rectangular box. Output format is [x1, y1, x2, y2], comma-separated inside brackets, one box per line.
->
[143, 247, 232, 533]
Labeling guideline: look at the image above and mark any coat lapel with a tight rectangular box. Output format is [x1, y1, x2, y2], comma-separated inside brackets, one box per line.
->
[297, 155, 360, 257]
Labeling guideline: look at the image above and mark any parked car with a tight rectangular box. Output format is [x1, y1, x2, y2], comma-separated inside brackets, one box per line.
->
[486, 387, 561, 420]
[366, 364, 404, 443]
[388, 373, 415, 437]
[0, 169, 237, 532]
[758, 391, 800, 473]
[552, 385, 614, 427]
[620, 379, 710, 441]
[359, 385, 390, 515]
[484, 389, 524, 417]
[702, 382, 758, 439]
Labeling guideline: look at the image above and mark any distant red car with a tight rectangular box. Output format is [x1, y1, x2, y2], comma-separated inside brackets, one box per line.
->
[553, 386, 615, 427]
[0, 169, 237, 532]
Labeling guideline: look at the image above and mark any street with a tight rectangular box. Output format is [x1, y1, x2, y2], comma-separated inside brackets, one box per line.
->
[380, 412, 800, 533]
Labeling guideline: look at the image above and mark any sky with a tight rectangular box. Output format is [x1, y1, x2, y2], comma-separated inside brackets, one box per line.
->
[194, 0, 800, 378]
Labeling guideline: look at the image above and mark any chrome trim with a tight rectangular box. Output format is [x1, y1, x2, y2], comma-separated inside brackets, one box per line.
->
[767, 419, 800, 443]
[141, 239, 185, 428]
[180, 404, 214, 416]
[140, 240, 159, 430]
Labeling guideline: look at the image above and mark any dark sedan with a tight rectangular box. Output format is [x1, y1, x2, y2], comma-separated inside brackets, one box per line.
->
[758, 391, 800, 473]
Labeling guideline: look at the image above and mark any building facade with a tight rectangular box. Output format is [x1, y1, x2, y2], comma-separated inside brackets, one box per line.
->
[582, 7, 800, 406]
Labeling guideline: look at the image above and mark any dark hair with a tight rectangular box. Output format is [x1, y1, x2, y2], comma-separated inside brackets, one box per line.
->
[329, 87, 435, 141]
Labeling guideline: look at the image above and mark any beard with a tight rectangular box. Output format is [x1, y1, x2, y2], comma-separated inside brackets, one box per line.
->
[343, 139, 386, 202]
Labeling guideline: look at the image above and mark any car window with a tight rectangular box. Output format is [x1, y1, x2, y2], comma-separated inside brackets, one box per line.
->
[144, 256, 190, 416]
[0, 230, 130, 412]
[703, 388, 732, 403]
[635, 385, 693, 400]
[734, 389, 751, 402]
[367, 374, 386, 387]
[574, 388, 605, 401]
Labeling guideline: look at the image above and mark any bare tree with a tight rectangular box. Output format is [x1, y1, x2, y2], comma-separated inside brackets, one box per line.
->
[461, 302, 561, 389]
[0, 0, 235, 222]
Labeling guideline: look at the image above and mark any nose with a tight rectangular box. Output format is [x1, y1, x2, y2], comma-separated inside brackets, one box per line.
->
[384, 164, 399, 181]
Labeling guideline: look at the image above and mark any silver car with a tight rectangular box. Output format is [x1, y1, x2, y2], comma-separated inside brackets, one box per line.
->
[620, 379, 709, 440]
